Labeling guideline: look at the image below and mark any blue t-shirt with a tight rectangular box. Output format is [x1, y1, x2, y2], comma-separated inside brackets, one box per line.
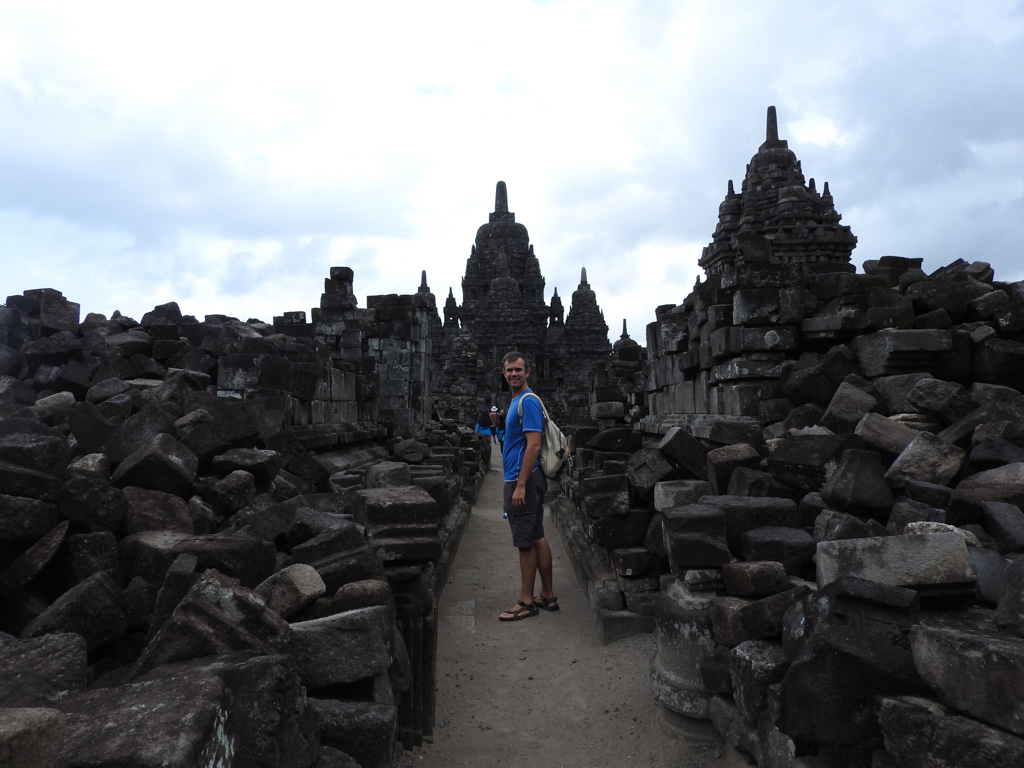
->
[502, 389, 543, 482]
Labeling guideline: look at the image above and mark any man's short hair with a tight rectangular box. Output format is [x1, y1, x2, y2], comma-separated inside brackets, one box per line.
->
[502, 350, 528, 368]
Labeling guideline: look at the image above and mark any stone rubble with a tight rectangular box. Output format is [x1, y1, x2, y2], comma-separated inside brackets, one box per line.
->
[0, 285, 487, 767]
[551, 108, 1024, 766]
[4, 105, 1024, 767]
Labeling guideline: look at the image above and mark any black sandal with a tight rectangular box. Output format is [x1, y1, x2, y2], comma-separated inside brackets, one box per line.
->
[534, 595, 560, 612]
[498, 600, 538, 622]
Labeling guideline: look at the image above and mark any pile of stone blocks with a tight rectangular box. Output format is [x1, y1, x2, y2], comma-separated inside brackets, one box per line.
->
[0, 284, 486, 767]
[559, 256, 1024, 765]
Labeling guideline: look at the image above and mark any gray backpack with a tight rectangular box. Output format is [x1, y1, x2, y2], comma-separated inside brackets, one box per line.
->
[517, 392, 569, 479]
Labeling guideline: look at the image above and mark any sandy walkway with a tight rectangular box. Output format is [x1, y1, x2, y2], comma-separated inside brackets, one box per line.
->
[398, 453, 749, 768]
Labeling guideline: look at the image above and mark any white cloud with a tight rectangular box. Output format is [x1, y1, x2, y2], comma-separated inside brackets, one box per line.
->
[0, 0, 1023, 336]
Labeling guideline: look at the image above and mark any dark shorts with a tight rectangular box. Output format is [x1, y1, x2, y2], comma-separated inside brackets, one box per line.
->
[503, 467, 547, 548]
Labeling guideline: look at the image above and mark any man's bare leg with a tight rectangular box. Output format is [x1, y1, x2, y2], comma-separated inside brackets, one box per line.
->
[499, 545, 538, 619]
[518, 544, 539, 603]
[534, 537, 554, 600]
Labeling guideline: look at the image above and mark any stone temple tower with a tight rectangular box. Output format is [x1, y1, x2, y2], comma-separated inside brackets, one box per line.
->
[433, 182, 610, 423]
[698, 105, 857, 286]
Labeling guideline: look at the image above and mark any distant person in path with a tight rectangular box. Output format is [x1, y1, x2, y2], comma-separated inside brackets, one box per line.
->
[498, 350, 558, 621]
[488, 406, 499, 444]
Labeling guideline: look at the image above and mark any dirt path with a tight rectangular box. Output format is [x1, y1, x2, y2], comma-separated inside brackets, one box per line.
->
[398, 455, 749, 768]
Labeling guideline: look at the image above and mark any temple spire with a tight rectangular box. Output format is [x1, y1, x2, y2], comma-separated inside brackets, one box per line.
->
[580, 266, 589, 287]
[621, 319, 628, 338]
[418, 270, 429, 293]
[766, 106, 778, 143]
[495, 181, 508, 213]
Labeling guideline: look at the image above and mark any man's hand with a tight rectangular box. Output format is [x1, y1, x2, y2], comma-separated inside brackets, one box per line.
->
[511, 485, 526, 508]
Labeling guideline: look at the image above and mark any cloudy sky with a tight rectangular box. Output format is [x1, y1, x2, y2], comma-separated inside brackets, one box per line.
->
[1, 1, 1022, 344]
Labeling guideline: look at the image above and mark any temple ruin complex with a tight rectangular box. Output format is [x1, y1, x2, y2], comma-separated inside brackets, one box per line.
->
[3, 106, 1024, 766]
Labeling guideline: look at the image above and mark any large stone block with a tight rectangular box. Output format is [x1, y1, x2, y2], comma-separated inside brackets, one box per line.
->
[0, 633, 87, 708]
[581, 473, 631, 517]
[854, 328, 953, 377]
[765, 433, 861, 492]
[313, 700, 397, 768]
[816, 532, 976, 592]
[710, 585, 811, 647]
[626, 447, 680, 499]
[884, 431, 966, 489]
[662, 504, 730, 573]
[776, 626, 925, 745]
[653, 479, 714, 512]
[288, 606, 393, 689]
[740, 527, 816, 575]
[820, 448, 895, 518]
[21, 571, 127, 652]
[656, 427, 709, 479]
[730, 640, 788, 725]
[878, 695, 1024, 767]
[698, 495, 800, 552]
[0, 707, 66, 768]
[911, 621, 1024, 738]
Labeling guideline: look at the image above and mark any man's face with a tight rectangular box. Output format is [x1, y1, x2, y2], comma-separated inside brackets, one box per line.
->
[503, 358, 529, 390]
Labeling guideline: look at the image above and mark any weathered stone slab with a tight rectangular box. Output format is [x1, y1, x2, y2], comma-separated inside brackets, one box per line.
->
[885, 431, 967, 489]
[854, 328, 952, 377]
[710, 585, 811, 647]
[132, 570, 290, 678]
[0, 520, 70, 597]
[0, 633, 87, 708]
[587, 511, 651, 549]
[982, 500, 1024, 551]
[312, 700, 397, 768]
[626, 447, 680, 499]
[957, 462, 1024, 506]
[58, 471, 129, 534]
[706, 443, 760, 495]
[721, 561, 790, 598]
[287, 605, 392, 689]
[662, 504, 730, 572]
[120, 530, 277, 588]
[816, 532, 976, 591]
[820, 381, 878, 434]
[56, 674, 232, 767]
[122, 486, 194, 535]
[730, 640, 787, 725]
[652, 479, 713, 512]
[581, 474, 631, 517]
[21, 571, 127, 651]
[111, 433, 199, 498]
[765, 433, 861, 492]
[740, 527, 816, 575]
[0, 707, 66, 768]
[0, 494, 59, 544]
[136, 651, 317, 768]
[907, 377, 974, 424]
[853, 412, 919, 457]
[586, 427, 642, 453]
[878, 694, 1024, 768]
[911, 621, 1024, 738]
[776, 626, 924, 745]
[656, 426, 709, 479]
[996, 556, 1024, 637]
[211, 448, 281, 486]
[698, 495, 800, 552]
[820, 448, 895, 518]
[356, 485, 439, 530]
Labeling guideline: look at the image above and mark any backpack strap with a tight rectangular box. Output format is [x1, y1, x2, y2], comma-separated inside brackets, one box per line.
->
[517, 391, 548, 422]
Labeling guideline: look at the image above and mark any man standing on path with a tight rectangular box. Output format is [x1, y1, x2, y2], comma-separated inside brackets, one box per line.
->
[498, 350, 558, 621]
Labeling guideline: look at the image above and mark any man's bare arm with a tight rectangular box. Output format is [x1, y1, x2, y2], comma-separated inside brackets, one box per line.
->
[511, 431, 542, 507]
